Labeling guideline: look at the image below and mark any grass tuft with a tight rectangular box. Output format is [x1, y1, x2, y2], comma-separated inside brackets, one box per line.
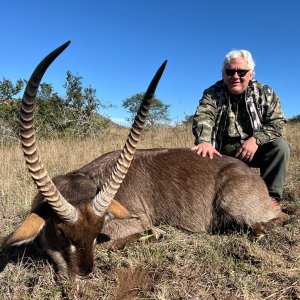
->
[0, 123, 299, 299]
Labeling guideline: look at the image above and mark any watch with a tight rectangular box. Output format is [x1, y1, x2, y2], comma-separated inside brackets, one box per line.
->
[255, 137, 262, 146]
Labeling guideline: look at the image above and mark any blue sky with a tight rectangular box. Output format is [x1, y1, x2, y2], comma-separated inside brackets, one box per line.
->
[2, 0, 300, 125]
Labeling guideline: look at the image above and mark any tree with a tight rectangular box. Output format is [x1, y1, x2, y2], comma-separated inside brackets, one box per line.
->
[0, 77, 24, 100]
[182, 114, 194, 125]
[288, 114, 300, 123]
[0, 71, 110, 141]
[0, 99, 20, 142]
[123, 92, 170, 126]
[61, 70, 107, 136]
[63, 71, 100, 114]
[35, 82, 68, 136]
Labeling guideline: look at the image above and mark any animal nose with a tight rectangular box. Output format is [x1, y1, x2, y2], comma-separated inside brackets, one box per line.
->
[78, 258, 94, 276]
[79, 265, 94, 276]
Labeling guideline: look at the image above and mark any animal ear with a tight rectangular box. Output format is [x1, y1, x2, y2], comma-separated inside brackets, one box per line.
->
[1, 213, 45, 248]
[106, 199, 139, 220]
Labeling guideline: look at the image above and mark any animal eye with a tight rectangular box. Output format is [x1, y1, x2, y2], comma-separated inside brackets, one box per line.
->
[56, 228, 71, 245]
[56, 228, 62, 235]
[56, 228, 66, 238]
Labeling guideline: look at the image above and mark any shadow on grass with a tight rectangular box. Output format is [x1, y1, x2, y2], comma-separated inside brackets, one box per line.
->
[0, 240, 48, 272]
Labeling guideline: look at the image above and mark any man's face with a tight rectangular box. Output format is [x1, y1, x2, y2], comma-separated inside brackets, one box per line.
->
[223, 57, 253, 95]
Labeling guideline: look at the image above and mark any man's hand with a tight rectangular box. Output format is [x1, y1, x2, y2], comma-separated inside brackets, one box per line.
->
[191, 142, 222, 159]
[235, 137, 258, 162]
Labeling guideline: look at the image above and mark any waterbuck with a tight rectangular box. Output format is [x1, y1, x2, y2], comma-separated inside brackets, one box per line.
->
[1, 41, 288, 279]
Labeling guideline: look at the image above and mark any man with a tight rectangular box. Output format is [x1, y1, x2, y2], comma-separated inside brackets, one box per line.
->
[191, 49, 290, 201]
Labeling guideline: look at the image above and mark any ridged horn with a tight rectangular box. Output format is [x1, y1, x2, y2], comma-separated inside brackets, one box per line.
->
[21, 41, 78, 223]
[92, 60, 167, 216]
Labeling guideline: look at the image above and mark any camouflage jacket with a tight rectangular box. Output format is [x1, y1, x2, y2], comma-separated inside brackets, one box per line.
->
[192, 80, 286, 153]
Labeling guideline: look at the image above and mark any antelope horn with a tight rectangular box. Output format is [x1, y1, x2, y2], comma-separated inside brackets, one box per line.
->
[92, 60, 167, 216]
[21, 41, 78, 223]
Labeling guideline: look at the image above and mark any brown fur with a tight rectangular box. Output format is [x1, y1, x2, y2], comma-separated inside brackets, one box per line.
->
[1, 147, 288, 277]
[93, 148, 288, 240]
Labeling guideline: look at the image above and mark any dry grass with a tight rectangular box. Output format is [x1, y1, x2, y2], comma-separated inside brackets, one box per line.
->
[0, 123, 299, 299]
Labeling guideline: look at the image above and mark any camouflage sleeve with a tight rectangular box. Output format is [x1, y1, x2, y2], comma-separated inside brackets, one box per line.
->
[253, 88, 286, 145]
[192, 89, 218, 145]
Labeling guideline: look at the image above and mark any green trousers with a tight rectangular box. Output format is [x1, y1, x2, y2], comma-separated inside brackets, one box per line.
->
[247, 138, 290, 199]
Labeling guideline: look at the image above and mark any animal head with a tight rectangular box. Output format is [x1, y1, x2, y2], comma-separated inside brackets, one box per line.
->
[1, 41, 167, 278]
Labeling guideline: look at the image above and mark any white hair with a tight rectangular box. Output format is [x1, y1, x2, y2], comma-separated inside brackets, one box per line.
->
[222, 50, 255, 72]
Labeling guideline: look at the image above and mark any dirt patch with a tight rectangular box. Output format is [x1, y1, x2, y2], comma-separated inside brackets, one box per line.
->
[112, 265, 156, 300]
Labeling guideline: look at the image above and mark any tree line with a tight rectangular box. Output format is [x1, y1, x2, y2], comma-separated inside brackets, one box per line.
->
[0, 72, 170, 142]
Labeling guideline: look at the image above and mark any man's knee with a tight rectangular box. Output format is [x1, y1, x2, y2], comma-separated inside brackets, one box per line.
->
[269, 138, 291, 158]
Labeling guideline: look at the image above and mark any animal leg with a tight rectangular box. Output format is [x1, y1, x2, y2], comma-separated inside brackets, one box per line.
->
[252, 214, 289, 238]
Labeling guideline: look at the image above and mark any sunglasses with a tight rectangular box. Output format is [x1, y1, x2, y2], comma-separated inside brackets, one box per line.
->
[225, 69, 251, 77]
